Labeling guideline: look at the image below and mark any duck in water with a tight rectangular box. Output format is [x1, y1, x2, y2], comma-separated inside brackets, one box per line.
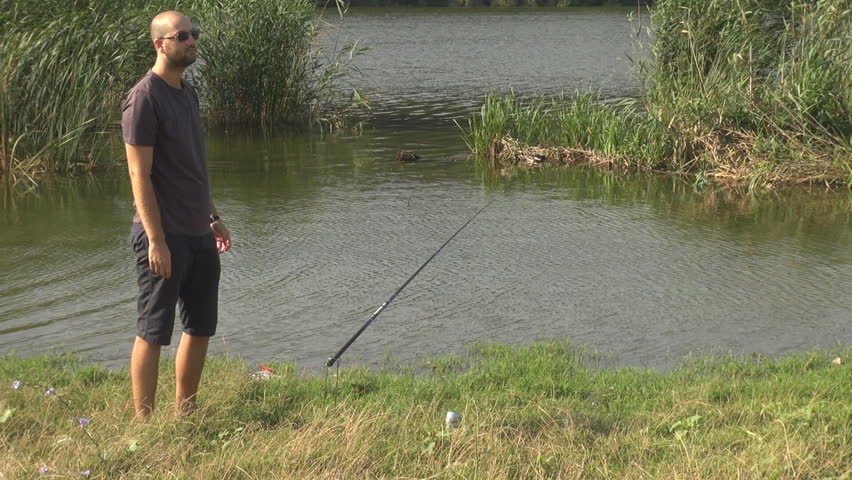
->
[396, 151, 419, 163]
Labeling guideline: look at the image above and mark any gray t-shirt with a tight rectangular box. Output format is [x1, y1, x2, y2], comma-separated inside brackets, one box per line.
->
[121, 71, 211, 236]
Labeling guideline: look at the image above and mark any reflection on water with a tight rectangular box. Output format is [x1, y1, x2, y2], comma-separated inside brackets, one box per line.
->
[1, 124, 849, 371]
[1, 8, 850, 370]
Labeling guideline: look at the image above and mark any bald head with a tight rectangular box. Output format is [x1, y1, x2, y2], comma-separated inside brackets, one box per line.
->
[149, 10, 199, 70]
[151, 11, 190, 42]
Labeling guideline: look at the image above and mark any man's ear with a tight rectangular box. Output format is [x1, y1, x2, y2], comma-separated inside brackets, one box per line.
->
[153, 38, 163, 54]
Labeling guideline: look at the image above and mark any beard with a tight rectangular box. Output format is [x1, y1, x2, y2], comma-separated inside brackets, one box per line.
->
[165, 50, 197, 68]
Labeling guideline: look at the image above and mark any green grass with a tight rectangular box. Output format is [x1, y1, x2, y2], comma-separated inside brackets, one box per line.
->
[2, 341, 849, 478]
[460, 91, 671, 170]
[344, 0, 645, 7]
[462, 0, 852, 189]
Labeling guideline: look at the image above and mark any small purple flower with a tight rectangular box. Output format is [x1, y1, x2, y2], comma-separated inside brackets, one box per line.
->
[45, 387, 56, 396]
[11, 380, 21, 390]
[81, 470, 91, 477]
[79, 417, 89, 428]
[39, 466, 49, 474]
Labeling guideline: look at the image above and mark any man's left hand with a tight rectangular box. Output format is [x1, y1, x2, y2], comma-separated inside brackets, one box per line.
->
[211, 221, 232, 253]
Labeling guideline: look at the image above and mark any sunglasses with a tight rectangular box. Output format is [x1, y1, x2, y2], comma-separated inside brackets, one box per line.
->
[159, 28, 200, 42]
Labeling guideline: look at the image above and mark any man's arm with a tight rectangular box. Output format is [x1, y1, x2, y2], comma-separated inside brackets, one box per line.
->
[209, 199, 219, 220]
[208, 198, 232, 253]
[126, 144, 172, 278]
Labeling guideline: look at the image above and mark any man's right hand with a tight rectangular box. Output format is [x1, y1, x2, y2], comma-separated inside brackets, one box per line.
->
[127, 143, 170, 278]
[148, 239, 172, 279]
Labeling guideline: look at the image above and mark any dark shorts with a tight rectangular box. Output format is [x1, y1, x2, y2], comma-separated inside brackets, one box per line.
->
[130, 223, 221, 345]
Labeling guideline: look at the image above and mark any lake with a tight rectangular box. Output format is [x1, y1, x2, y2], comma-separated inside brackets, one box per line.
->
[1, 8, 849, 371]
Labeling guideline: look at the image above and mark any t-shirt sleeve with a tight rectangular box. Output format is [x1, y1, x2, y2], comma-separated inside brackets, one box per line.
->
[121, 89, 156, 146]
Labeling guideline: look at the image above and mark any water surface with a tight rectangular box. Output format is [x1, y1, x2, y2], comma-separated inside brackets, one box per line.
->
[1, 8, 849, 371]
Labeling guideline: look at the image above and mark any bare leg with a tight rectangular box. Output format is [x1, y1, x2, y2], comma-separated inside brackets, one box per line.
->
[175, 332, 209, 415]
[131, 336, 161, 418]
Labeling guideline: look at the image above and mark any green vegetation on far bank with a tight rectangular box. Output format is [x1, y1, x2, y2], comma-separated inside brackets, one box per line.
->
[1, 341, 849, 479]
[0, 0, 357, 185]
[463, 0, 852, 189]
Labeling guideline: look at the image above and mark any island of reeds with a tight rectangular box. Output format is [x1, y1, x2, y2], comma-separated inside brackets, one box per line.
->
[461, 0, 852, 189]
[0, 0, 357, 185]
[1, 341, 849, 478]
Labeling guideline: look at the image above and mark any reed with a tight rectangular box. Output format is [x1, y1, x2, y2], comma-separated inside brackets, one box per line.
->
[0, 3, 151, 183]
[1, 342, 849, 478]
[463, 0, 852, 188]
[459, 93, 554, 157]
[554, 92, 669, 167]
[190, 0, 360, 127]
[460, 91, 670, 171]
[0, 0, 357, 182]
[642, 0, 852, 183]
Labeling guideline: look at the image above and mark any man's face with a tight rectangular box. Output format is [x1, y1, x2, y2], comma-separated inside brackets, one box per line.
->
[157, 18, 198, 68]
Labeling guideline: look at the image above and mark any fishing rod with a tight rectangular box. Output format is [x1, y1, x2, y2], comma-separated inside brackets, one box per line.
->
[326, 197, 497, 368]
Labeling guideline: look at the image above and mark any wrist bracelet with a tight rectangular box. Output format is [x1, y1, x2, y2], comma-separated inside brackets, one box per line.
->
[210, 215, 221, 224]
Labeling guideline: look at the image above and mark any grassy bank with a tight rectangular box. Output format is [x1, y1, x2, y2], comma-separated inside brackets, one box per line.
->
[462, 0, 852, 189]
[1, 342, 849, 479]
[338, 1, 647, 7]
[0, 0, 355, 184]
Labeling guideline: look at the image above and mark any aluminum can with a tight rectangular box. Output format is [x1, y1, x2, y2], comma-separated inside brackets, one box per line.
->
[445, 411, 461, 431]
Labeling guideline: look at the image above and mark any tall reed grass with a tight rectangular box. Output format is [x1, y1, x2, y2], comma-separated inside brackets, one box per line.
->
[0, 2, 151, 183]
[0, 0, 357, 183]
[191, 0, 362, 127]
[643, 0, 852, 183]
[463, 0, 852, 188]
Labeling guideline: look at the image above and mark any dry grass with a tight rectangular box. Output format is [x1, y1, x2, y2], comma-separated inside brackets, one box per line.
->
[488, 132, 849, 189]
[1, 343, 849, 479]
[489, 135, 630, 172]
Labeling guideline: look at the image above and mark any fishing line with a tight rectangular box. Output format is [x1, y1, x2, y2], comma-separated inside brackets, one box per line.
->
[326, 197, 497, 369]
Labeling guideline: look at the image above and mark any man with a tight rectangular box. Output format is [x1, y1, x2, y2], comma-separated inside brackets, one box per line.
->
[122, 10, 231, 418]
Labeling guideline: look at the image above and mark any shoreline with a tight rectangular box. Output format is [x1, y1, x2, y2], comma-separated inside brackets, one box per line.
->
[485, 135, 850, 190]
